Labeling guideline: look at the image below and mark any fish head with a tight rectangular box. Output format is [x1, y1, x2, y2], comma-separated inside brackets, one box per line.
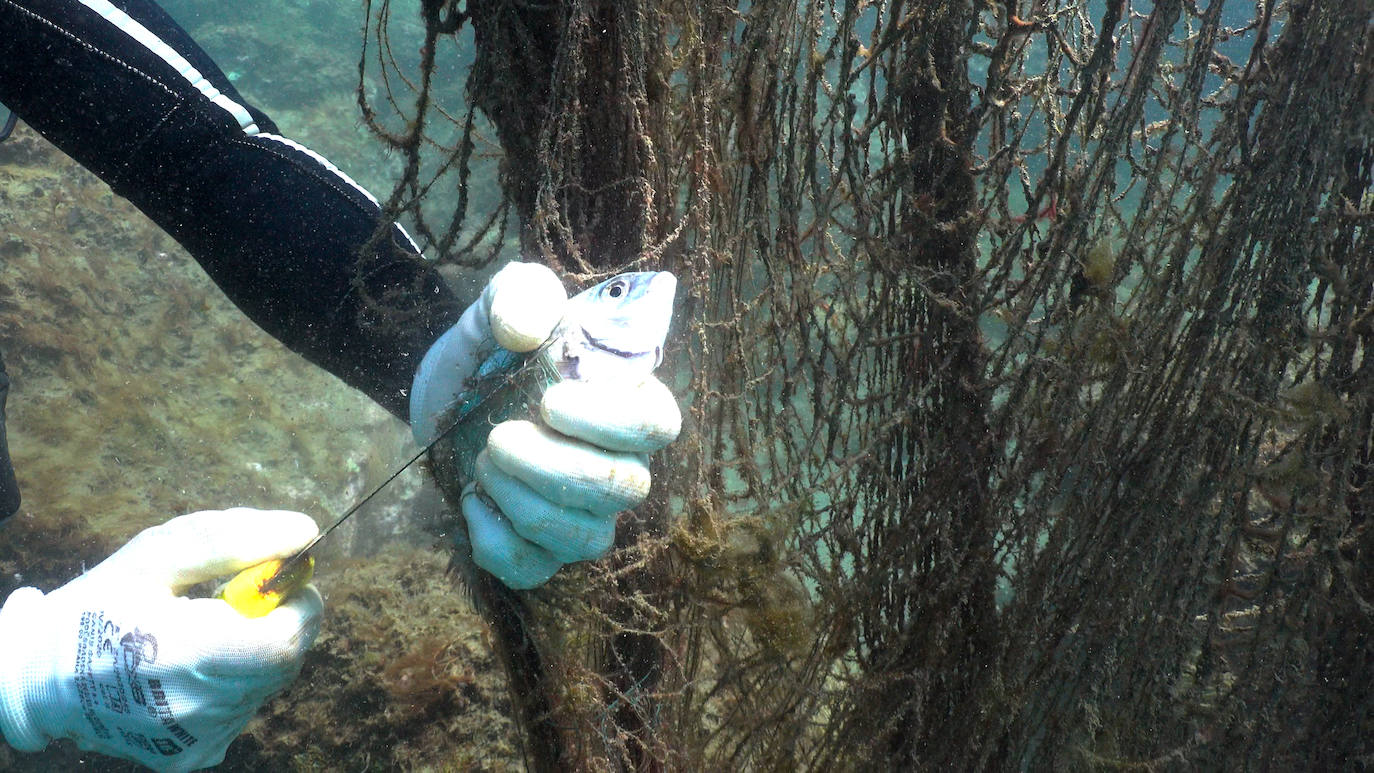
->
[552, 271, 677, 381]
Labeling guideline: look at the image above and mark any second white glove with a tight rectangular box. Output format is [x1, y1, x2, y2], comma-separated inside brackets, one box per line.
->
[0, 508, 322, 772]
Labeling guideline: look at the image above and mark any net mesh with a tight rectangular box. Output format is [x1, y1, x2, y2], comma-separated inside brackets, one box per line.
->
[362, 0, 1373, 767]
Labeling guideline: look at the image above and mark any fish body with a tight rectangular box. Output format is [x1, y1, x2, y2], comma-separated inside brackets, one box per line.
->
[443, 270, 677, 477]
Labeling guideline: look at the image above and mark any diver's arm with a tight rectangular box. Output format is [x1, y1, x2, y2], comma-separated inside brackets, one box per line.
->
[0, 0, 460, 420]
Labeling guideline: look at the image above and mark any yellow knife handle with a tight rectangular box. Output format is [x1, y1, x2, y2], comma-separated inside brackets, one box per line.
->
[218, 556, 315, 618]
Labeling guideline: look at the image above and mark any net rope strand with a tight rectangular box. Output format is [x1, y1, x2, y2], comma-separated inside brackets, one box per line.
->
[359, 0, 1374, 767]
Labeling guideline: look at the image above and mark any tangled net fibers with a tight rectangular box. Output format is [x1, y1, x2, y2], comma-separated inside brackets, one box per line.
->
[359, 0, 1372, 768]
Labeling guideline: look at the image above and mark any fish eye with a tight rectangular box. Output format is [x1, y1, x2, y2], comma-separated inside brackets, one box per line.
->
[606, 279, 628, 298]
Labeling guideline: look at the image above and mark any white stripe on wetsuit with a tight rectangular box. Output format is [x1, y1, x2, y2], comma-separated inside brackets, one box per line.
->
[73, 0, 422, 252]
[255, 133, 382, 208]
[74, 0, 260, 134]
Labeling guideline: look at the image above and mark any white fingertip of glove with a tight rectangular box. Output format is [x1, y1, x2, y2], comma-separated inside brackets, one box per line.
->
[410, 261, 568, 445]
[71, 508, 320, 592]
[475, 450, 615, 563]
[487, 261, 567, 352]
[540, 377, 682, 453]
[0, 509, 323, 772]
[486, 420, 652, 517]
[461, 484, 563, 590]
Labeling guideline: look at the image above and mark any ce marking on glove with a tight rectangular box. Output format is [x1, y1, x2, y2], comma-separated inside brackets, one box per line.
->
[93, 619, 133, 716]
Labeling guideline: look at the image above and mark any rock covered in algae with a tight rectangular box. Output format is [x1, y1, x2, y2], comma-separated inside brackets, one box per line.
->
[228, 547, 520, 771]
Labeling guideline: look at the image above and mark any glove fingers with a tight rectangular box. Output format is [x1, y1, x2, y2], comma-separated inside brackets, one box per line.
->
[186, 586, 322, 683]
[87, 509, 319, 592]
[462, 485, 563, 590]
[475, 450, 615, 563]
[60, 591, 322, 770]
[244, 583, 324, 670]
[540, 377, 681, 453]
[486, 420, 651, 517]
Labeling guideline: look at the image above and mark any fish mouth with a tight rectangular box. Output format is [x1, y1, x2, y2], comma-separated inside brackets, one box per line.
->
[581, 326, 653, 360]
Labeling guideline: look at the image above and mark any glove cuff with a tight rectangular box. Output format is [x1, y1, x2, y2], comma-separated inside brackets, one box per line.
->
[0, 586, 60, 751]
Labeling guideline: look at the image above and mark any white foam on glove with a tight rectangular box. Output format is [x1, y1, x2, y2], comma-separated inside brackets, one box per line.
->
[0, 508, 323, 772]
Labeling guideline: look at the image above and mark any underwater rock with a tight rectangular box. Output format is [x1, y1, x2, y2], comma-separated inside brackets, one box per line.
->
[231, 548, 519, 770]
[0, 127, 52, 167]
[0, 237, 28, 260]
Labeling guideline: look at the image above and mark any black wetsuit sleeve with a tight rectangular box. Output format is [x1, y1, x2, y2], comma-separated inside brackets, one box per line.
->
[0, 0, 465, 421]
[0, 351, 20, 518]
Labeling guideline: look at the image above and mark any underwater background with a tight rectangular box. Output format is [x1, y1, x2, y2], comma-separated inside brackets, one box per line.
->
[0, 0, 521, 768]
[2, 0, 1370, 769]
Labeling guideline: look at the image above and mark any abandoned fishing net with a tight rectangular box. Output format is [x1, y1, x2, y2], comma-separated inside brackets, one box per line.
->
[360, 0, 1372, 768]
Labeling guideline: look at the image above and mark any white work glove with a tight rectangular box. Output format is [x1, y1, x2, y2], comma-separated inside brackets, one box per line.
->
[412, 262, 681, 589]
[0, 508, 322, 772]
